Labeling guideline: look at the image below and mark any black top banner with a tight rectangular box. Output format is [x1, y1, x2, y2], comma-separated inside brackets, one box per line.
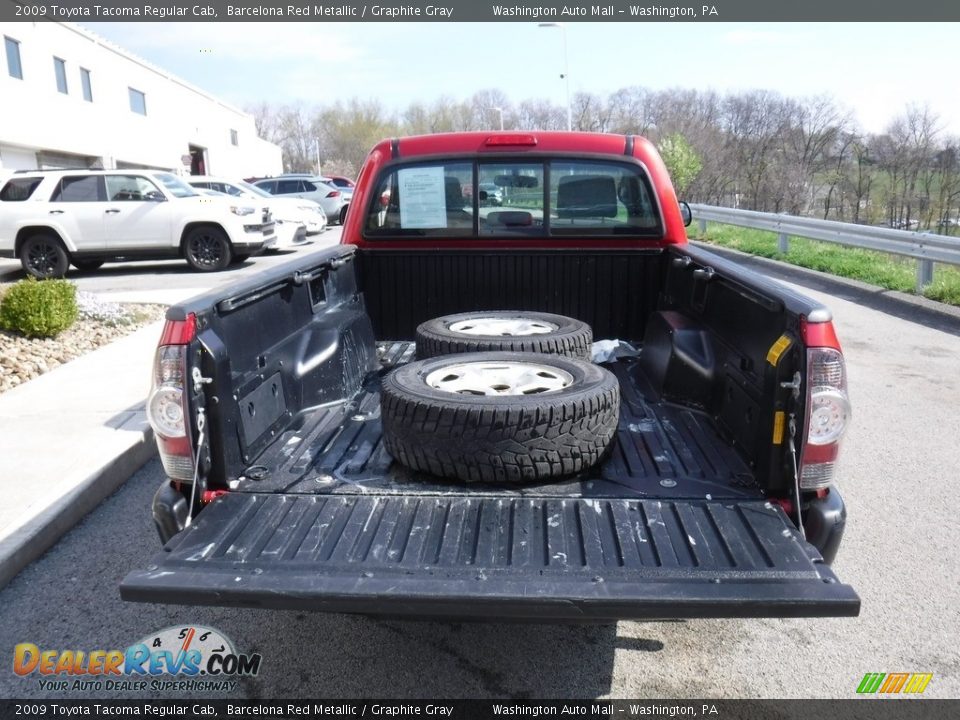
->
[2, 0, 960, 22]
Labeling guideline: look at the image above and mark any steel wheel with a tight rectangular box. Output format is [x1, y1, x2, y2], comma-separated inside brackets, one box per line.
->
[416, 310, 593, 360]
[448, 317, 558, 337]
[425, 360, 573, 396]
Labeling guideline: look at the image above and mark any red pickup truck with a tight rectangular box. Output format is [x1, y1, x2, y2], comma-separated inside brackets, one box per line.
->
[122, 132, 859, 621]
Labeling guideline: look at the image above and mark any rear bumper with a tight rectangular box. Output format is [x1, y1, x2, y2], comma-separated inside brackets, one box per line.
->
[131, 490, 859, 620]
[152, 481, 189, 544]
[804, 486, 847, 565]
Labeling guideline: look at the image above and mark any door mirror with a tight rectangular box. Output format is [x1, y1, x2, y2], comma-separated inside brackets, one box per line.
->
[144, 190, 166, 202]
[679, 201, 692, 227]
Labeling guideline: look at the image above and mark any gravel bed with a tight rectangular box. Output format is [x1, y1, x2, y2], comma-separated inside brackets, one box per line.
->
[0, 292, 168, 394]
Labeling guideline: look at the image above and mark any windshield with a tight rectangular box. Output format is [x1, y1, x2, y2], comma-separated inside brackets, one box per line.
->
[154, 172, 198, 198]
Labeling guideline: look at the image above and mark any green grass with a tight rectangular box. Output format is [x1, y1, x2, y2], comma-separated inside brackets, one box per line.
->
[692, 223, 960, 307]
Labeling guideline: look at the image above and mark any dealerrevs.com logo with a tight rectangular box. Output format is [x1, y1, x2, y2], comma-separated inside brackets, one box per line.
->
[13, 625, 261, 693]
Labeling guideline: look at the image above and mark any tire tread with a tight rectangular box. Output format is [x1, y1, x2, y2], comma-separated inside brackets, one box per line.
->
[381, 353, 619, 484]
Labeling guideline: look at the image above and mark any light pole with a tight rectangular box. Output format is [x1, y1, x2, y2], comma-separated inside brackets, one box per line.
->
[314, 137, 321, 175]
[538, 22, 572, 131]
[490, 106, 504, 131]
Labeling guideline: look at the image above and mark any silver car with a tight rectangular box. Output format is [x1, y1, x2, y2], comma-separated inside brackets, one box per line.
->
[188, 176, 326, 237]
[254, 176, 349, 225]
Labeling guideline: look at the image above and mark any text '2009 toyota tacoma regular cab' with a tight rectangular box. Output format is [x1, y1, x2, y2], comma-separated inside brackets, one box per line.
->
[122, 132, 860, 621]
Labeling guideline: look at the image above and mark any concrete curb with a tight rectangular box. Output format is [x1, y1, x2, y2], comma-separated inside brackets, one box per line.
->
[0, 427, 156, 590]
[690, 241, 960, 332]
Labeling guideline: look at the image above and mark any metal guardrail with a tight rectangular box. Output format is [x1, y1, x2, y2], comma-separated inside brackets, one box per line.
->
[690, 204, 960, 292]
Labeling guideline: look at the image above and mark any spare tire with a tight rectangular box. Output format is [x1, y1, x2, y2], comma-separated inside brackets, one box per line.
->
[381, 352, 620, 483]
[416, 310, 592, 360]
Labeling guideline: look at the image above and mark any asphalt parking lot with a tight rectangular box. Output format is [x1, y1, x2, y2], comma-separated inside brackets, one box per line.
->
[0, 227, 344, 295]
[0, 260, 957, 699]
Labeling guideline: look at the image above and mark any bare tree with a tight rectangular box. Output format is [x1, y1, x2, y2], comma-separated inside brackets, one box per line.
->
[515, 98, 566, 131]
[244, 88, 957, 226]
[316, 99, 398, 174]
[246, 101, 281, 143]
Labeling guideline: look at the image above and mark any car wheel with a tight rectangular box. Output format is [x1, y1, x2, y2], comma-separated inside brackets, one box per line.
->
[20, 234, 70, 279]
[416, 310, 593, 360]
[72, 259, 104, 272]
[380, 352, 620, 483]
[183, 226, 232, 272]
[338, 206, 348, 225]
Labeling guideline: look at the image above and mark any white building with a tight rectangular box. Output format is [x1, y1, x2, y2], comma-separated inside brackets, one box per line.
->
[0, 22, 281, 177]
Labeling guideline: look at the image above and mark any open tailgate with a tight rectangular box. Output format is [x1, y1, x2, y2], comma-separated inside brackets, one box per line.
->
[121, 494, 859, 620]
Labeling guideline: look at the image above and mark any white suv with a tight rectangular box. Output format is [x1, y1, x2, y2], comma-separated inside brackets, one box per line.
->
[0, 169, 275, 278]
[186, 176, 327, 239]
[254, 176, 349, 225]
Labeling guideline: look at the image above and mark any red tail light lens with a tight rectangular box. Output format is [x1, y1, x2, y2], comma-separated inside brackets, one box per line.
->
[484, 134, 538, 146]
[798, 322, 851, 490]
[147, 315, 197, 482]
[325, 190, 341, 198]
[158, 315, 196, 346]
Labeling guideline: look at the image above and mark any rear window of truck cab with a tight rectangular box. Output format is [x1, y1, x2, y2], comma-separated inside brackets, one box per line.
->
[364, 158, 662, 238]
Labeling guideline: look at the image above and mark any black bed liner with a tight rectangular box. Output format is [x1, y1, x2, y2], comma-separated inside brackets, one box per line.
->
[235, 342, 759, 500]
[121, 343, 860, 619]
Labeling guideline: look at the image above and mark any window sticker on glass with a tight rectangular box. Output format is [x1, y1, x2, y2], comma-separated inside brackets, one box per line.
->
[398, 166, 448, 229]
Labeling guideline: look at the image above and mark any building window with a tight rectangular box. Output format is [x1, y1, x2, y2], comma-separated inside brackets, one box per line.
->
[54, 57, 68, 94]
[230, 129, 239, 146]
[4, 36, 22, 79]
[80, 68, 92, 102]
[129, 87, 146, 115]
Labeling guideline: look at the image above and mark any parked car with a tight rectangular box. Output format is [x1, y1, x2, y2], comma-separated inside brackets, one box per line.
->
[888, 219, 919, 230]
[478, 182, 504, 206]
[187, 176, 325, 240]
[0, 169, 273, 277]
[324, 175, 356, 190]
[195, 188, 304, 251]
[124, 131, 858, 622]
[254, 176, 348, 225]
[320, 176, 353, 206]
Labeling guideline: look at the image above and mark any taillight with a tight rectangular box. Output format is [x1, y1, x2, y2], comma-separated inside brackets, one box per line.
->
[484, 134, 538, 146]
[147, 315, 197, 482]
[325, 190, 341, 198]
[798, 320, 851, 490]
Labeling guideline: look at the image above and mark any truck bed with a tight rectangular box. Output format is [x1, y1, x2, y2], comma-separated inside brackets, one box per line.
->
[237, 342, 761, 502]
[123, 344, 856, 620]
[122, 245, 860, 620]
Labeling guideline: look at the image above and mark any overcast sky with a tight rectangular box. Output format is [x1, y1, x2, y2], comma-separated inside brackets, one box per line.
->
[81, 22, 960, 136]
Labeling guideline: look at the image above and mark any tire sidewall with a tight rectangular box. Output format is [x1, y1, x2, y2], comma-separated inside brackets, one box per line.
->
[184, 226, 232, 272]
[416, 311, 592, 359]
[20, 234, 69, 279]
